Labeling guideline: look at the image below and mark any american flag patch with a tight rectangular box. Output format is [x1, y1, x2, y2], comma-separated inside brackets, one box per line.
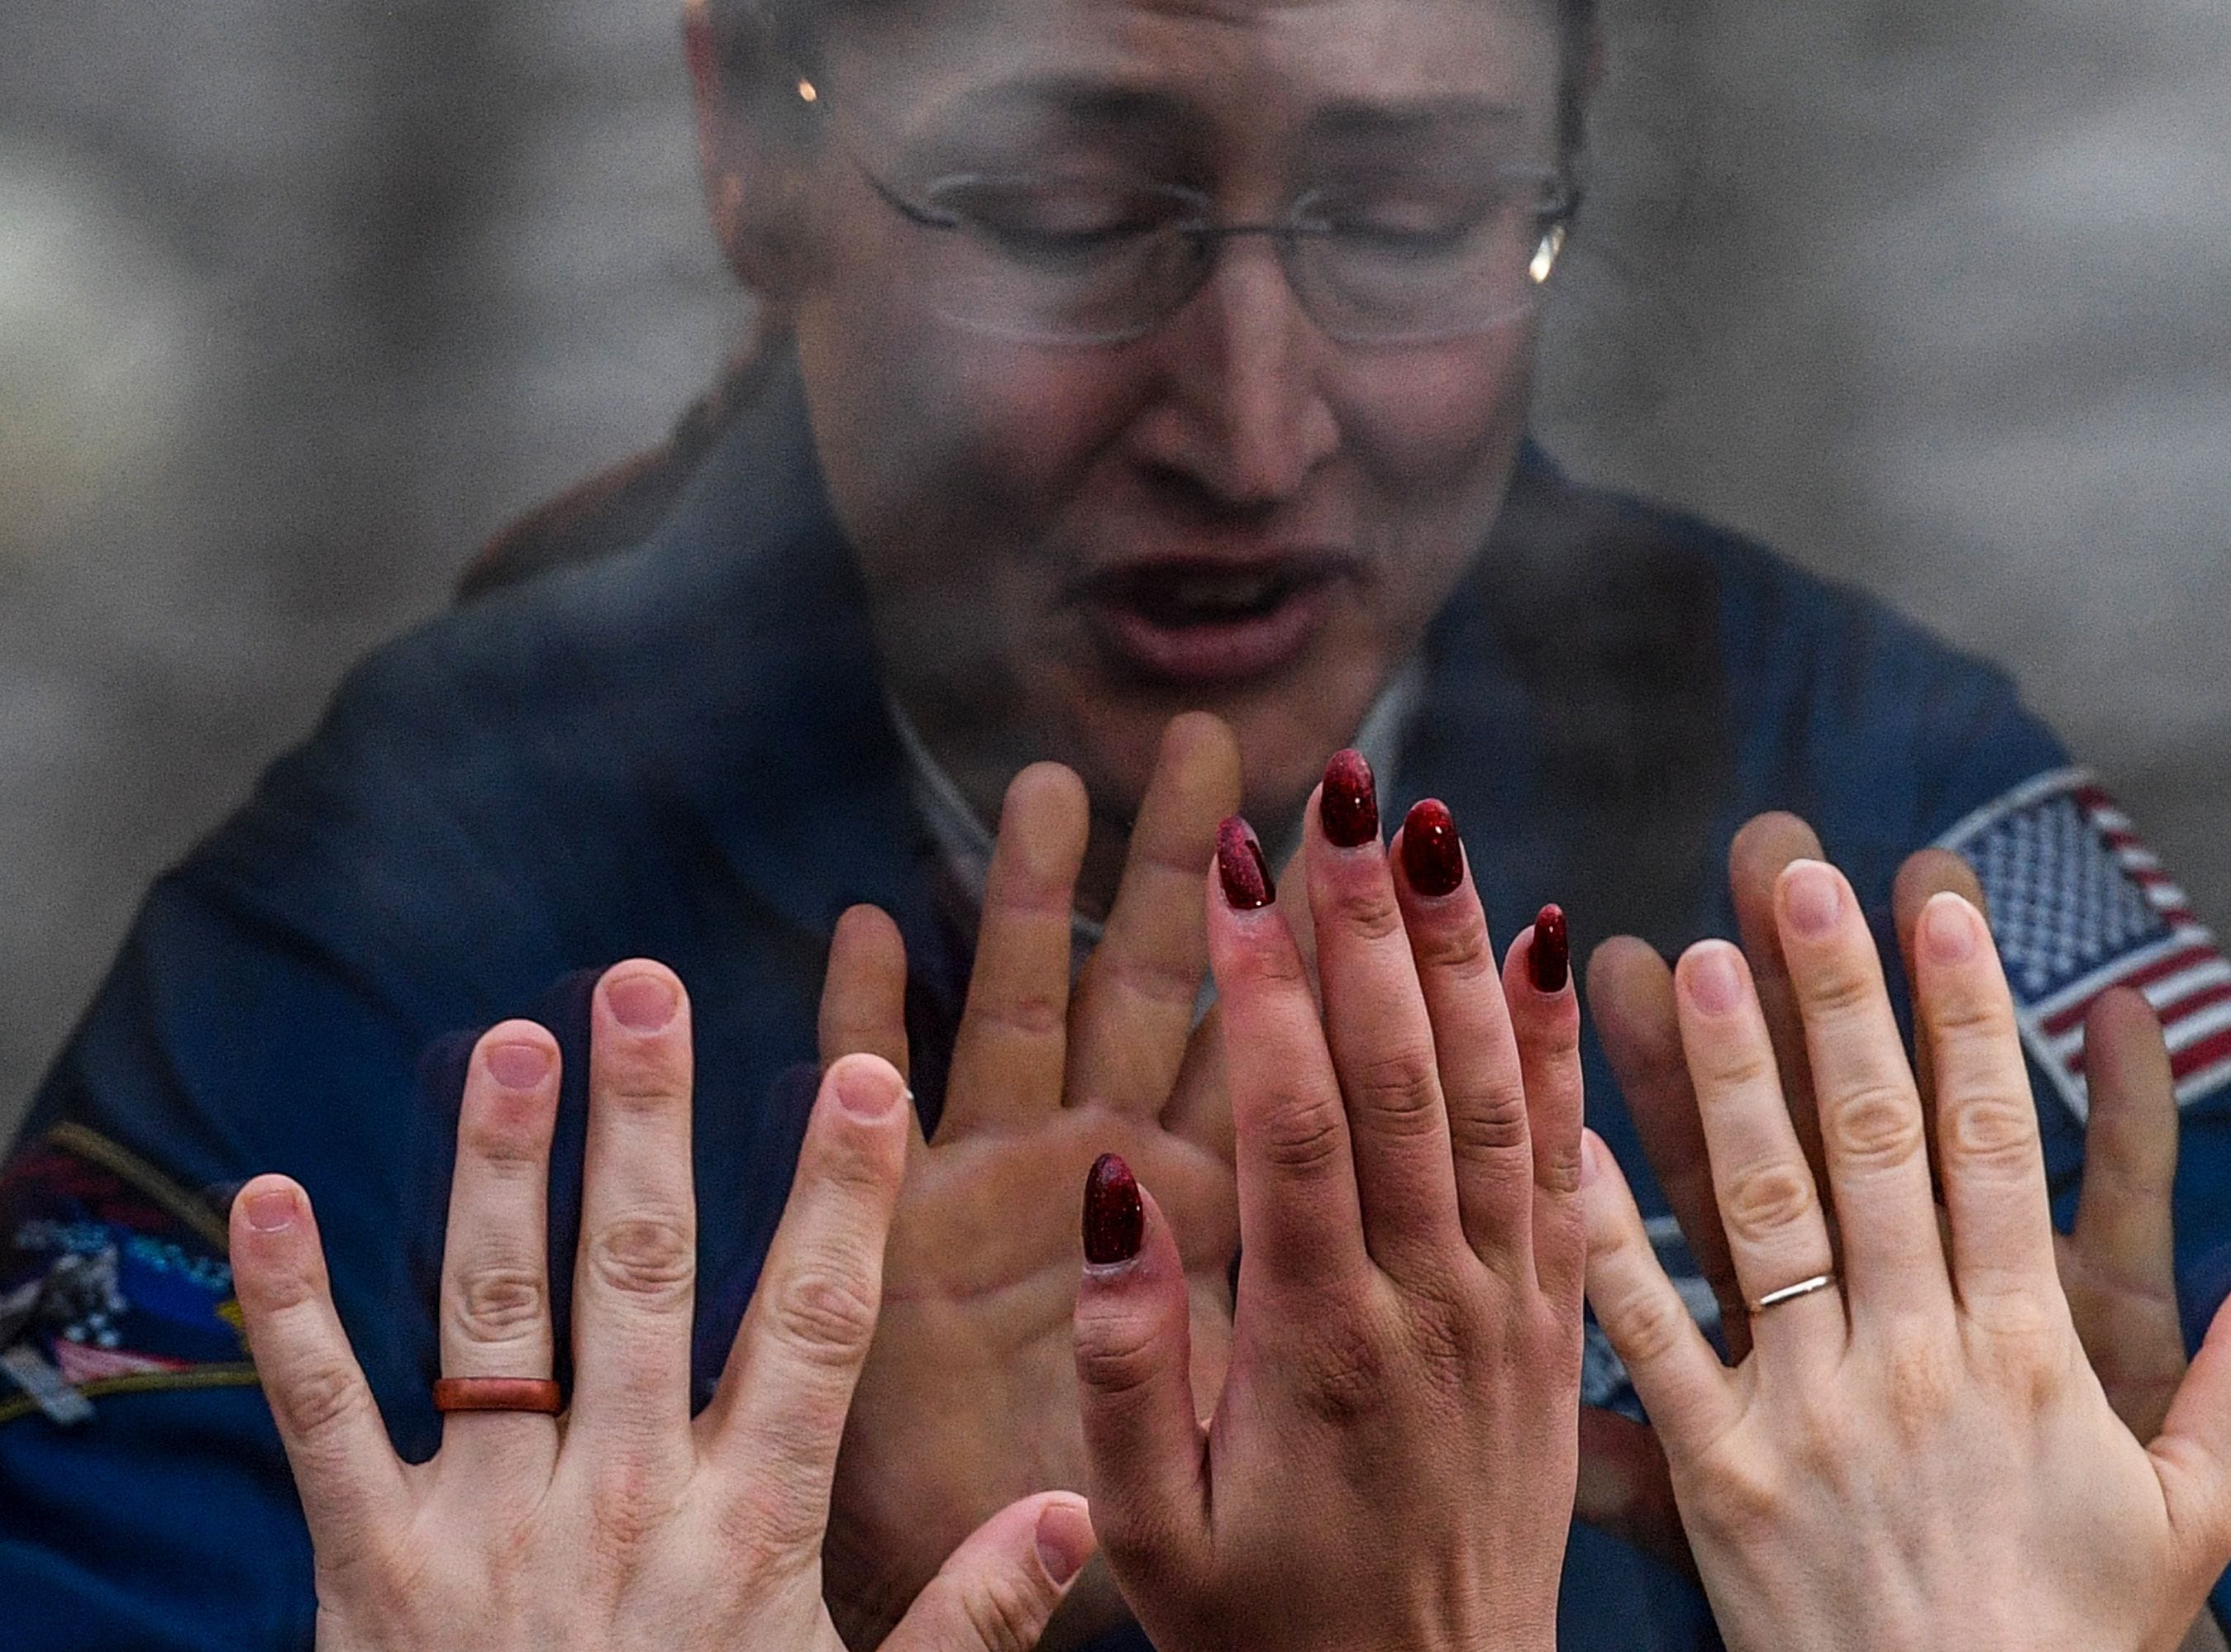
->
[1936, 768, 2231, 1119]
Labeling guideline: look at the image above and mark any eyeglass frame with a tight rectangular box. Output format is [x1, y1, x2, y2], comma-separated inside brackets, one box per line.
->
[789, 75, 1582, 348]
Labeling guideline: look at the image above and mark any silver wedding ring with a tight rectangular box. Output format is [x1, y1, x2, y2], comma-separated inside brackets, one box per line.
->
[1747, 1272, 1838, 1315]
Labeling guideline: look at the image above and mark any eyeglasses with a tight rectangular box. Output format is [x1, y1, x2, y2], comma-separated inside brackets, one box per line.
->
[795, 80, 1578, 348]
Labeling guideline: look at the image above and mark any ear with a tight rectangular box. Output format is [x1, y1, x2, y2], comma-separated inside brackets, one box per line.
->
[684, 0, 814, 302]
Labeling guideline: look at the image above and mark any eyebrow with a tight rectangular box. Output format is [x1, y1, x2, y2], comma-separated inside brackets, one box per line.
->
[924, 75, 1212, 148]
[1304, 94, 1523, 145]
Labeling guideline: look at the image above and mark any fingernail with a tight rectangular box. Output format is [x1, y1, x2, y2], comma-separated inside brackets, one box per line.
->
[1399, 798, 1464, 897]
[1782, 859, 1842, 938]
[1034, 1496, 1097, 1586]
[1216, 816, 1275, 911]
[1530, 903, 1570, 993]
[835, 1058, 904, 1120]
[1921, 892, 1979, 963]
[1083, 1153, 1144, 1265]
[1686, 943, 1744, 1016]
[485, 1040, 551, 1090]
[1579, 1130, 1603, 1187]
[606, 970, 679, 1031]
[1318, 749, 1380, 849]
[244, 1187, 297, 1233]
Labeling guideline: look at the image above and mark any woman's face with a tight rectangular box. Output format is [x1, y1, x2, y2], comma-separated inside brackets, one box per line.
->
[778, 0, 1562, 822]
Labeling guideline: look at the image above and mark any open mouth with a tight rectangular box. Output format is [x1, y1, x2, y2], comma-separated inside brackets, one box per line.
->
[1071, 557, 1355, 686]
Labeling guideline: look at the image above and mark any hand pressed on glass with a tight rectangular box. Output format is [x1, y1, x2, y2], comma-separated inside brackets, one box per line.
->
[1581, 860, 2231, 1652]
[1580, 812, 2206, 1612]
[1071, 752, 1585, 1652]
[228, 963, 1092, 1652]
[817, 712, 1243, 1648]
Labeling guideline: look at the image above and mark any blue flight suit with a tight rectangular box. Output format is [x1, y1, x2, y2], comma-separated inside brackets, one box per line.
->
[3, 356, 2227, 1651]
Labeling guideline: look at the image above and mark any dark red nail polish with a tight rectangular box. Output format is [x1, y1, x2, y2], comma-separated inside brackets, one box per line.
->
[1083, 1153, 1144, 1265]
[1400, 799, 1464, 897]
[1531, 903, 1570, 993]
[1319, 749, 1380, 849]
[1216, 816, 1275, 910]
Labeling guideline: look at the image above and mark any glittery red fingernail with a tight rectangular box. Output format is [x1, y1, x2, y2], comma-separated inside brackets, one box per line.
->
[1319, 749, 1380, 849]
[1216, 816, 1275, 911]
[1531, 903, 1570, 993]
[1400, 799, 1464, 897]
[1083, 1153, 1143, 1264]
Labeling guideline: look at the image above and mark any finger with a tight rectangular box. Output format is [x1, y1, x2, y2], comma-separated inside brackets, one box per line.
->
[230, 1176, 409, 1550]
[1507, 907, 1585, 1305]
[819, 903, 913, 1081]
[1777, 859, 1950, 1322]
[1673, 941, 1842, 1360]
[566, 962, 698, 1461]
[1073, 1177, 1207, 1581]
[700, 1055, 909, 1534]
[884, 1492, 1098, 1652]
[1579, 1133, 1740, 1454]
[1573, 1407, 1695, 1582]
[942, 763, 1089, 1136]
[2072, 987, 2180, 1293]
[1729, 812, 1828, 1180]
[1892, 847, 1988, 1159]
[1209, 816, 1368, 1295]
[437, 1022, 563, 1480]
[2153, 1296, 2231, 1566]
[1308, 764, 1461, 1269]
[1394, 799, 1530, 1274]
[1587, 937, 1751, 1359]
[1068, 712, 1241, 1116]
[1910, 893, 2062, 1316]
[1160, 1000, 1234, 1165]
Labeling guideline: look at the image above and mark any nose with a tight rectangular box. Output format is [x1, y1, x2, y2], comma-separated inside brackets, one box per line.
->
[1135, 237, 1339, 510]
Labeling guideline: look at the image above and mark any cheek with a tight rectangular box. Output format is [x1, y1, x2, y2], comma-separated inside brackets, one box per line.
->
[1335, 326, 1539, 498]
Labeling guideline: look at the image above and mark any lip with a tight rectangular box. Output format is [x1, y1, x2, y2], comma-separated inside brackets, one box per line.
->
[1068, 554, 1357, 687]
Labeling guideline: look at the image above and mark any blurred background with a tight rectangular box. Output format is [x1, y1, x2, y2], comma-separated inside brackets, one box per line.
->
[3, 0, 2227, 1139]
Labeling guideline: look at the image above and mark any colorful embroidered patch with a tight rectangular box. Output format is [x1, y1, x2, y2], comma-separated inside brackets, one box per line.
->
[1937, 768, 2231, 1121]
[0, 1122, 255, 1427]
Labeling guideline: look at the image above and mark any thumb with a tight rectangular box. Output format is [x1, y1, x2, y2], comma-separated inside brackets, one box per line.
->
[1072, 1165, 1206, 1583]
[879, 1493, 1097, 1652]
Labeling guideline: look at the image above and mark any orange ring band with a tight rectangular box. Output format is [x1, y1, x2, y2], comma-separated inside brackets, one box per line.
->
[432, 1378, 563, 1415]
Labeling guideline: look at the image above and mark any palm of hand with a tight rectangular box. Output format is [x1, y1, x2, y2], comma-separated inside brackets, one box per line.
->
[831, 1112, 1236, 1644]
[814, 719, 1246, 1646]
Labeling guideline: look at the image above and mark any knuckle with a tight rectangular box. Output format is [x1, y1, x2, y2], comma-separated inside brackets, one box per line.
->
[1296, 1318, 1392, 1426]
[1823, 1081, 1925, 1168]
[1410, 915, 1494, 983]
[1942, 1093, 2039, 1167]
[1878, 1332, 1959, 1434]
[765, 1265, 881, 1364]
[1075, 1301, 1165, 1402]
[275, 1356, 372, 1445]
[600, 1078, 686, 1119]
[586, 1213, 696, 1302]
[957, 1565, 1056, 1652]
[1326, 879, 1405, 944]
[1446, 1084, 1530, 1162]
[1098, 950, 1204, 1015]
[1720, 1160, 1820, 1245]
[975, 989, 1068, 1044]
[587, 1458, 681, 1553]
[449, 1262, 548, 1345]
[1692, 1037, 1779, 1097]
[1604, 1282, 1696, 1370]
[1929, 987, 2016, 1045]
[1348, 1047, 1442, 1130]
[1801, 962, 1882, 1022]
[1257, 1092, 1348, 1178]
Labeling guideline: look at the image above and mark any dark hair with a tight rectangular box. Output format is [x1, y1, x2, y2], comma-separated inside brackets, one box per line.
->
[710, 0, 1600, 167]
